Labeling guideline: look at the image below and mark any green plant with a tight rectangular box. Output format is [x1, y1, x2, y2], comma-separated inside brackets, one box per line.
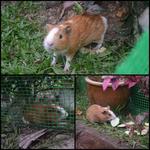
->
[73, 2, 84, 14]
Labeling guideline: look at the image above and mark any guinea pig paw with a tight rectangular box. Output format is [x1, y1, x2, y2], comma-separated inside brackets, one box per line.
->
[64, 63, 70, 72]
[51, 59, 57, 66]
[51, 61, 56, 66]
[64, 67, 70, 72]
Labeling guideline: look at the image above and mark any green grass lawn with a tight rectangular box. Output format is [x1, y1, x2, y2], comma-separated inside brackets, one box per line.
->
[1, 1, 131, 74]
[76, 91, 149, 149]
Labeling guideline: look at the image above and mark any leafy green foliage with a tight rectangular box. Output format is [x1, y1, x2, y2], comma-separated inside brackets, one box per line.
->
[73, 2, 84, 14]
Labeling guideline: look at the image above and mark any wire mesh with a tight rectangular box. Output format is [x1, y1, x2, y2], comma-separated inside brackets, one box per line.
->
[1, 76, 74, 129]
[128, 85, 149, 115]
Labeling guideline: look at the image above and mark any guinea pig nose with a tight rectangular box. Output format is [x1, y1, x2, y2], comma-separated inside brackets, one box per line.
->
[48, 43, 53, 47]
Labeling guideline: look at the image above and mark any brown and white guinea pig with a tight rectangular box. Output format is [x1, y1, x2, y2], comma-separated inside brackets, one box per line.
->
[43, 12, 108, 71]
[22, 104, 68, 125]
[86, 104, 116, 123]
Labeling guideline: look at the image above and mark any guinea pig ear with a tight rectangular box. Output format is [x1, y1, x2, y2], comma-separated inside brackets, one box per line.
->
[104, 105, 110, 110]
[64, 25, 72, 35]
[106, 106, 110, 110]
[46, 24, 54, 31]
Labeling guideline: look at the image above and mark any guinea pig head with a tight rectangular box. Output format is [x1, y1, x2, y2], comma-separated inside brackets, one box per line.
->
[101, 106, 116, 121]
[43, 23, 72, 53]
[46, 105, 68, 123]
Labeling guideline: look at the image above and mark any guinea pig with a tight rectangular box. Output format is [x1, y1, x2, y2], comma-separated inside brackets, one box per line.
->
[22, 104, 68, 125]
[43, 12, 108, 71]
[86, 104, 116, 123]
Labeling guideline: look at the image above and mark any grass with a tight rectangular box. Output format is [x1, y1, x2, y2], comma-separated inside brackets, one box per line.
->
[1, 1, 131, 74]
[76, 91, 149, 149]
[1, 132, 19, 149]
[73, 2, 84, 14]
[1, 2, 49, 74]
[1, 123, 20, 149]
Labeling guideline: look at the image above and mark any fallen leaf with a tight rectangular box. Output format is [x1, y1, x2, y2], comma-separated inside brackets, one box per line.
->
[19, 129, 47, 149]
[125, 121, 135, 126]
[145, 122, 149, 127]
[59, 1, 76, 21]
[87, 4, 103, 14]
[76, 109, 83, 116]
[63, 1, 76, 9]
[96, 47, 107, 54]
[117, 123, 126, 128]
[134, 130, 140, 135]
[125, 130, 130, 135]
[141, 126, 149, 135]
[116, 7, 128, 18]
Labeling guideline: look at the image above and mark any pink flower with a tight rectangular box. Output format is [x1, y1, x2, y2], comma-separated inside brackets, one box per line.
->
[102, 76, 142, 91]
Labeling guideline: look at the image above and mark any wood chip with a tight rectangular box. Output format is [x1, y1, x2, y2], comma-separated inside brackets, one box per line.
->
[145, 122, 149, 127]
[125, 130, 130, 135]
[125, 121, 135, 126]
[117, 124, 126, 128]
[134, 130, 140, 135]
[19, 129, 47, 149]
[141, 127, 149, 135]
[76, 108, 83, 116]
[96, 47, 107, 54]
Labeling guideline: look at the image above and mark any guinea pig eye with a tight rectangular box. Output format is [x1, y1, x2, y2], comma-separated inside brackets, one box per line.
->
[48, 109, 53, 112]
[48, 108, 55, 112]
[59, 34, 63, 39]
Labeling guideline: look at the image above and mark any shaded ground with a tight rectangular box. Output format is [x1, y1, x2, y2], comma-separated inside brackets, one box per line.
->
[1, 126, 74, 149]
[76, 120, 141, 149]
[20, 127, 74, 149]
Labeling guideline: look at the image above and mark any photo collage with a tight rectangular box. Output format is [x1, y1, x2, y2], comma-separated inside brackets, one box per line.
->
[1, 1, 149, 149]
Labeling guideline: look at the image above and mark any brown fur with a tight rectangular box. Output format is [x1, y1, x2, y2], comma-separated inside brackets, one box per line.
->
[86, 104, 113, 123]
[23, 104, 62, 124]
[46, 13, 107, 59]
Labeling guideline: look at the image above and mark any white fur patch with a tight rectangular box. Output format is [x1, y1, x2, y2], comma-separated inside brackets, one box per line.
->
[101, 16, 108, 32]
[107, 110, 116, 120]
[43, 27, 59, 50]
[56, 106, 68, 119]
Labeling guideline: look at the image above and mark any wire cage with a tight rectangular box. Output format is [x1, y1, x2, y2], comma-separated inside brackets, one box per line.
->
[1, 76, 75, 130]
[128, 85, 149, 115]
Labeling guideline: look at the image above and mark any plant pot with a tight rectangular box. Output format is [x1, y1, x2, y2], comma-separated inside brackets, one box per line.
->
[85, 76, 130, 109]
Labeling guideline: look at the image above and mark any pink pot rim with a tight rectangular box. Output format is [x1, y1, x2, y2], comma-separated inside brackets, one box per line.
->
[85, 77, 125, 87]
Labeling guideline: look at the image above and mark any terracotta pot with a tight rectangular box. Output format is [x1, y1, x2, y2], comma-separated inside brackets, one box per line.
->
[85, 77, 130, 109]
